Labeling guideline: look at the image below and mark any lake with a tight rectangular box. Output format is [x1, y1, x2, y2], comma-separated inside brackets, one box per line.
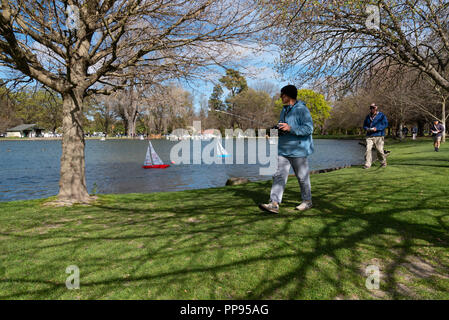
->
[0, 139, 364, 202]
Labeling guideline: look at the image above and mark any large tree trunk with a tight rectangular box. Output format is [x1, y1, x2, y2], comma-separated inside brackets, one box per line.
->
[418, 119, 425, 137]
[398, 123, 404, 140]
[120, 100, 138, 138]
[127, 110, 138, 137]
[57, 91, 90, 204]
[123, 118, 129, 136]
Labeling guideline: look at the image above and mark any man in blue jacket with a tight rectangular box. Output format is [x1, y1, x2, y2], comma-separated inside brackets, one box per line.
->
[430, 120, 445, 152]
[259, 85, 314, 214]
[363, 103, 388, 169]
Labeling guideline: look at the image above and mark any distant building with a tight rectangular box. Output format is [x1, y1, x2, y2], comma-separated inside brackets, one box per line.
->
[6, 124, 43, 138]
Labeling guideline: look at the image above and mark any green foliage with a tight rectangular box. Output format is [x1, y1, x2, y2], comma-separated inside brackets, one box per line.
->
[136, 119, 147, 135]
[219, 69, 248, 97]
[0, 86, 18, 133]
[113, 123, 125, 135]
[297, 89, 331, 130]
[229, 88, 277, 129]
[208, 84, 225, 111]
[208, 69, 250, 129]
[275, 89, 331, 132]
[12, 89, 63, 132]
[208, 67, 249, 112]
[274, 97, 284, 116]
[87, 97, 116, 135]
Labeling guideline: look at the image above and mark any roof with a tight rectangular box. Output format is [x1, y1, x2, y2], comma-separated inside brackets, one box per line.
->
[6, 124, 39, 132]
[203, 129, 220, 135]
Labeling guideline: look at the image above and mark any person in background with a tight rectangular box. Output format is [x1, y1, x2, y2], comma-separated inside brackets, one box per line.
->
[412, 126, 418, 140]
[402, 126, 409, 139]
[430, 120, 445, 152]
[259, 85, 314, 214]
[362, 103, 389, 169]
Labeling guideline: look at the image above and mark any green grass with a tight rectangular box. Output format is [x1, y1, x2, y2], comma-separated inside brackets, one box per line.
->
[0, 139, 448, 299]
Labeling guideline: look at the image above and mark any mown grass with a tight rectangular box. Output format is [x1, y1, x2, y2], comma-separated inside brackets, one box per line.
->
[0, 138, 448, 299]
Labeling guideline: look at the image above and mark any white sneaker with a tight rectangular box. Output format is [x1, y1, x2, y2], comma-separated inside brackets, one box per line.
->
[295, 201, 313, 211]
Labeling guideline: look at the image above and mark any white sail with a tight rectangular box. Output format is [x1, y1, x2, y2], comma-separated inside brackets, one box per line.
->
[143, 142, 153, 166]
[215, 140, 229, 157]
[149, 141, 164, 165]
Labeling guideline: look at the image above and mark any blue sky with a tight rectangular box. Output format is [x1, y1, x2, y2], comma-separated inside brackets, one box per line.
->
[180, 44, 293, 112]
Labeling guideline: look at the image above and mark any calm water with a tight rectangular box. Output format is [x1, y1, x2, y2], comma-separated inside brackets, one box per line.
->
[0, 139, 364, 202]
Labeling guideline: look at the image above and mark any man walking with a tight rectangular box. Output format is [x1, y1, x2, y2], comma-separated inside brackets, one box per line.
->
[363, 103, 389, 169]
[259, 85, 314, 214]
[430, 120, 445, 152]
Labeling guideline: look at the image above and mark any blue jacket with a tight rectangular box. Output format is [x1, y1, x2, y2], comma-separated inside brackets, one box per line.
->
[363, 112, 388, 137]
[278, 100, 314, 158]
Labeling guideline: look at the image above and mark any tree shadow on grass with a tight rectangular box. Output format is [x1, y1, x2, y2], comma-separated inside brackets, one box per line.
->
[0, 177, 448, 299]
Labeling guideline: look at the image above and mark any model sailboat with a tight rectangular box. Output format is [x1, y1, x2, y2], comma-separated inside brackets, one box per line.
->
[215, 140, 230, 158]
[142, 141, 170, 169]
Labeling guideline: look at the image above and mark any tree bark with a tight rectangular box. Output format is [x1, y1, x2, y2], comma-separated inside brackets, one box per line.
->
[398, 123, 404, 140]
[127, 109, 138, 137]
[57, 91, 90, 203]
[418, 119, 425, 137]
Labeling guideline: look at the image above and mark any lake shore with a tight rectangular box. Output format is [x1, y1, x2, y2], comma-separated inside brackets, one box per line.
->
[0, 137, 152, 141]
[0, 139, 448, 299]
[0, 135, 427, 141]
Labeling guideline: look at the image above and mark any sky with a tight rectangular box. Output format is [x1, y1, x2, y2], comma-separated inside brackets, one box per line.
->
[180, 44, 293, 113]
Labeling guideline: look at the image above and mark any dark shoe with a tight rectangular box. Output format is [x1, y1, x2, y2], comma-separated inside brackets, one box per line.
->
[258, 202, 279, 214]
[363, 165, 370, 169]
[380, 163, 387, 168]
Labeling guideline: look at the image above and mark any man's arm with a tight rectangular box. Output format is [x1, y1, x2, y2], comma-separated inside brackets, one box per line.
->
[375, 114, 388, 131]
[288, 108, 314, 136]
[363, 116, 370, 130]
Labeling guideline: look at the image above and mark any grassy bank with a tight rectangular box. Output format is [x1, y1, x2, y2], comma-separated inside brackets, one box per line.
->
[0, 139, 448, 299]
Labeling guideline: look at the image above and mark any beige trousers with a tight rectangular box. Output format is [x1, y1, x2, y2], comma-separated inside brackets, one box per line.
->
[365, 136, 386, 167]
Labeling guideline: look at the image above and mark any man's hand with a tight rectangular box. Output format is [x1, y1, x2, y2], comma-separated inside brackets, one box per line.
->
[371, 127, 377, 132]
[278, 123, 290, 132]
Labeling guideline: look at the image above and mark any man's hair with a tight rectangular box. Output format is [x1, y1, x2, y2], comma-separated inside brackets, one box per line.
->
[281, 85, 298, 100]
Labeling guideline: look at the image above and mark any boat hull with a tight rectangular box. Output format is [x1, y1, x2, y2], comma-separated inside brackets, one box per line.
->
[142, 165, 170, 169]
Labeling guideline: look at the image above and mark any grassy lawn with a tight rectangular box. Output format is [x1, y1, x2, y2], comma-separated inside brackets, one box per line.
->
[0, 138, 448, 299]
